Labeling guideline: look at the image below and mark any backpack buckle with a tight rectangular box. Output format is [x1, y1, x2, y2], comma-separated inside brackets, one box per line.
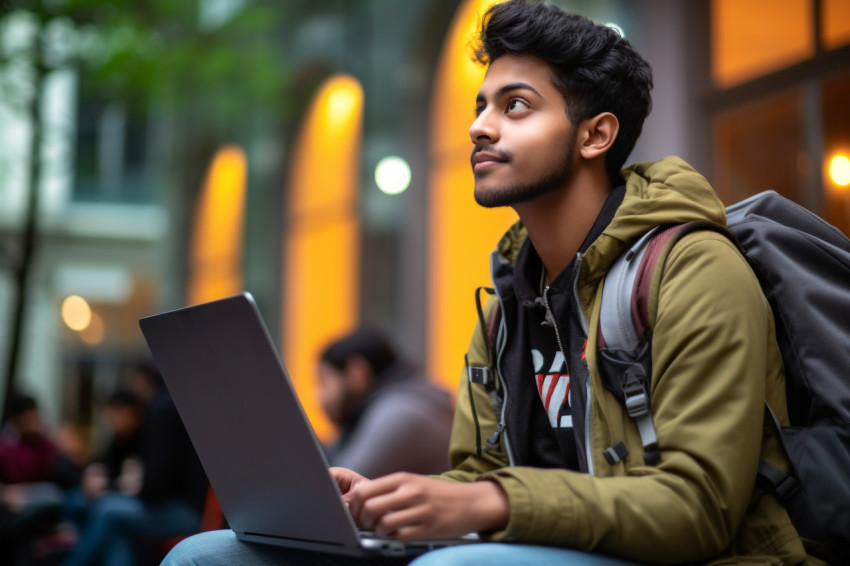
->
[622, 365, 649, 418]
[758, 458, 802, 502]
[774, 475, 802, 501]
[621, 364, 660, 465]
[468, 366, 491, 386]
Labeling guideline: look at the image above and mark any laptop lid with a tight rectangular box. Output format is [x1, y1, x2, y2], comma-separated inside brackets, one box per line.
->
[139, 292, 370, 555]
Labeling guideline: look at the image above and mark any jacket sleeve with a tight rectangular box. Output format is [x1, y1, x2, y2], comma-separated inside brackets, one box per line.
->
[477, 234, 784, 563]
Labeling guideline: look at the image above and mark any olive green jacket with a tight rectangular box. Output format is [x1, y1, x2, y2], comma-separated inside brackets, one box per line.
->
[439, 157, 815, 565]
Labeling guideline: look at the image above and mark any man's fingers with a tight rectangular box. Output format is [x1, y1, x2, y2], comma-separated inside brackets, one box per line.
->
[348, 473, 410, 524]
[353, 491, 401, 530]
[331, 467, 367, 495]
[351, 479, 423, 529]
[373, 505, 428, 539]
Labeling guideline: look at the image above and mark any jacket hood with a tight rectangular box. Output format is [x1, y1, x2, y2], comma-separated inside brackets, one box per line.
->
[491, 156, 725, 283]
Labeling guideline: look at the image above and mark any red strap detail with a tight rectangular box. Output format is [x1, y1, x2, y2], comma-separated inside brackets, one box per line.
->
[631, 225, 684, 336]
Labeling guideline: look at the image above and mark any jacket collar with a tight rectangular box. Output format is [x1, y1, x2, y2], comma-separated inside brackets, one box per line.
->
[490, 156, 726, 290]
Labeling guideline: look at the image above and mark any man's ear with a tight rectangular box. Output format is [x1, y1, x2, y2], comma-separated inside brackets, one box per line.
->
[577, 112, 619, 160]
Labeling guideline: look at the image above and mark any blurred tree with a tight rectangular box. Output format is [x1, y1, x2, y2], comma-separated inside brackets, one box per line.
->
[0, 0, 290, 421]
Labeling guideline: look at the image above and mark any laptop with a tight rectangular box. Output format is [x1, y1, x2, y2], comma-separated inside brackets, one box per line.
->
[139, 292, 475, 557]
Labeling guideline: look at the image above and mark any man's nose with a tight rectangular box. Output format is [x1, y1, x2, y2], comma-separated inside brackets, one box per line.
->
[469, 109, 498, 144]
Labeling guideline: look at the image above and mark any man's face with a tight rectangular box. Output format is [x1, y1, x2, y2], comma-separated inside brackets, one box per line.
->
[13, 408, 43, 439]
[470, 54, 576, 208]
[317, 362, 346, 425]
[104, 404, 141, 439]
[317, 362, 360, 426]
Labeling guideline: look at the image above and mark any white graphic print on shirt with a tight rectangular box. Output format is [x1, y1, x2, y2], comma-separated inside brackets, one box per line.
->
[531, 348, 572, 428]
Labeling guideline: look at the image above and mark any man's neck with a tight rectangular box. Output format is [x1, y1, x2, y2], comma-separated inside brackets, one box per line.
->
[513, 168, 611, 286]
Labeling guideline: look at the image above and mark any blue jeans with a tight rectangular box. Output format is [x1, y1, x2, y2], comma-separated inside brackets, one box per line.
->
[60, 492, 201, 566]
[162, 530, 640, 566]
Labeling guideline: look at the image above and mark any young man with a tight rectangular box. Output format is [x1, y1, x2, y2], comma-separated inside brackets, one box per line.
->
[165, 1, 813, 564]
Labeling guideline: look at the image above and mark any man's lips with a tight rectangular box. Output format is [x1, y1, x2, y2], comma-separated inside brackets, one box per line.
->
[471, 150, 508, 172]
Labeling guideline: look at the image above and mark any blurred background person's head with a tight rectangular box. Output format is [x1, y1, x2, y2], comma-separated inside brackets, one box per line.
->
[317, 328, 398, 426]
[4, 393, 44, 440]
[103, 390, 143, 441]
[126, 360, 166, 406]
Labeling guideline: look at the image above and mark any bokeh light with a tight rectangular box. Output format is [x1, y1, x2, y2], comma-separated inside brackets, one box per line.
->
[61, 295, 92, 331]
[375, 156, 411, 195]
[828, 153, 850, 187]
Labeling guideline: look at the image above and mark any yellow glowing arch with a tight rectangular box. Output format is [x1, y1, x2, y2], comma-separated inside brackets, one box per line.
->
[188, 145, 248, 305]
[282, 74, 364, 441]
[428, 0, 515, 392]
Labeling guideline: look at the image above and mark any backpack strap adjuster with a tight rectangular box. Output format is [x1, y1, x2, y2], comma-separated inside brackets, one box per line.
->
[603, 441, 629, 465]
[468, 366, 491, 386]
[757, 458, 801, 502]
[622, 364, 660, 465]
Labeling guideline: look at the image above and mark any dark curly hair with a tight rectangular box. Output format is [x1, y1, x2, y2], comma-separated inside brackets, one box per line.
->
[472, 0, 653, 184]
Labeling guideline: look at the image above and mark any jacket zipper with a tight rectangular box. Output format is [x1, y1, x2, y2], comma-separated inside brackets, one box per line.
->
[490, 257, 515, 466]
[495, 317, 515, 465]
[542, 253, 595, 475]
[572, 253, 594, 475]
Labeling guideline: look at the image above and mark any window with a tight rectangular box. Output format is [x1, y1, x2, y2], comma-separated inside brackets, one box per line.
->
[74, 97, 155, 204]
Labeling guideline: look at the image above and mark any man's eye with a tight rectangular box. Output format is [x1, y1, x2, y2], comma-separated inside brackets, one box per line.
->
[507, 99, 530, 113]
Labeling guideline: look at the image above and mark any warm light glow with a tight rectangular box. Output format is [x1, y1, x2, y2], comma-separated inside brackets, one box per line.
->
[327, 88, 360, 124]
[79, 311, 105, 346]
[823, 0, 850, 49]
[829, 154, 850, 187]
[711, 0, 813, 87]
[188, 145, 248, 305]
[428, 0, 517, 393]
[375, 156, 411, 195]
[62, 295, 91, 331]
[284, 74, 363, 441]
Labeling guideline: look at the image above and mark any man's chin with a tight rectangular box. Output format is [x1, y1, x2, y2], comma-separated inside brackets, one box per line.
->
[474, 185, 515, 208]
[474, 196, 512, 208]
[474, 187, 528, 208]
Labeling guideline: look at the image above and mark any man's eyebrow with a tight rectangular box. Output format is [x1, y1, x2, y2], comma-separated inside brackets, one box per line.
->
[476, 82, 543, 105]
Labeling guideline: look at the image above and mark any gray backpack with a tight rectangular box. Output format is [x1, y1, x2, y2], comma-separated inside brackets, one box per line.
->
[598, 190, 850, 562]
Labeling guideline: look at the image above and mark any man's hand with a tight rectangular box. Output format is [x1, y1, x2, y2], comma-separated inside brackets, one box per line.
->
[330, 467, 370, 503]
[347, 472, 509, 541]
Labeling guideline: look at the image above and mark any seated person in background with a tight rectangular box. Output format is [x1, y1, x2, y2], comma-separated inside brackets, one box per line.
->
[0, 393, 61, 486]
[59, 363, 208, 566]
[0, 392, 71, 563]
[65, 390, 144, 524]
[318, 328, 453, 478]
[83, 390, 144, 500]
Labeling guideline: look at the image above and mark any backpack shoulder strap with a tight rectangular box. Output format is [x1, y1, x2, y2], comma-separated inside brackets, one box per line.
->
[598, 222, 726, 466]
[600, 220, 734, 350]
[599, 225, 684, 351]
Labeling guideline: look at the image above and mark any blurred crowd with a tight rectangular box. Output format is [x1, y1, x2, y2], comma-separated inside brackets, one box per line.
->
[0, 363, 210, 566]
